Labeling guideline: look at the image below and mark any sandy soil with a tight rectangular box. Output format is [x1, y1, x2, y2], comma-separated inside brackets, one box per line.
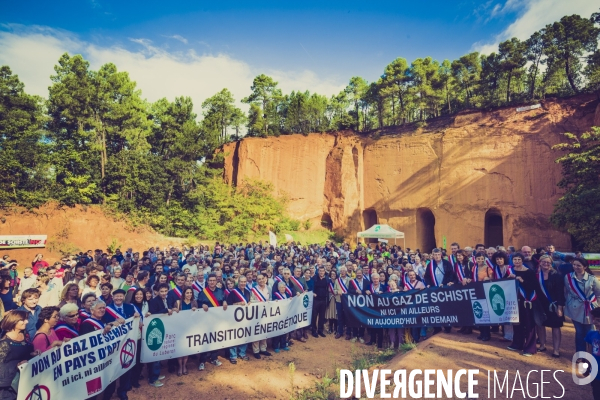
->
[127, 322, 592, 400]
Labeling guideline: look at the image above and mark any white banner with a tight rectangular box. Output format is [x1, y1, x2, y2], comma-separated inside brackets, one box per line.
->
[141, 292, 313, 362]
[269, 231, 277, 247]
[0, 235, 47, 249]
[18, 318, 139, 400]
[472, 280, 519, 325]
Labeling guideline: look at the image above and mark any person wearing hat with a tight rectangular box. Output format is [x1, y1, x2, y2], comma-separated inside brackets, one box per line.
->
[102, 289, 139, 400]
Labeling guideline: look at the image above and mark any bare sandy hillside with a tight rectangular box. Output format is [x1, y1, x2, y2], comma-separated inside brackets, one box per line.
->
[0, 203, 183, 265]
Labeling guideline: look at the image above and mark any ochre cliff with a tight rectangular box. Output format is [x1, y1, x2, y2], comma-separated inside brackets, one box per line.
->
[223, 95, 600, 251]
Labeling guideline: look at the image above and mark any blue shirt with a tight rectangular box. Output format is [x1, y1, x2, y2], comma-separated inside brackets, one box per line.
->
[585, 330, 600, 380]
[18, 305, 42, 341]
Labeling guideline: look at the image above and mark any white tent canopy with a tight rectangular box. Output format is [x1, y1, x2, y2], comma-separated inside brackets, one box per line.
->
[357, 224, 405, 248]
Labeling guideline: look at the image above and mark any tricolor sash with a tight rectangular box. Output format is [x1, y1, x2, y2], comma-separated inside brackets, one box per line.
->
[55, 323, 78, 337]
[106, 304, 126, 319]
[351, 278, 364, 292]
[566, 273, 597, 321]
[455, 262, 466, 282]
[232, 288, 248, 304]
[275, 275, 284, 284]
[428, 261, 441, 287]
[371, 284, 382, 294]
[337, 277, 348, 294]
[290, 275, 304, 291]
[518, 287, 537, 309]
[82, 318, 104, 330]
[193, 281, 204, 293]
[329, 281, 335, 294]
[274, 292, 289, 300]
[505, 265, 516, 278]
[127, 286, 137, 292]
[78, 309, 91, 319]
[202, 287, 220, 307]
[281, 281, 293, 296]
[485, 258, 501, 279]
[173, 286, 183, 299]
[250, 286, 267, 302]
[224, 288, 231, 297]
[538, 271, 557, 312]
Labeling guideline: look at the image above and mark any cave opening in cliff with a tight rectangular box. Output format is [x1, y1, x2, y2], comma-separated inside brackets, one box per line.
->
[416, 208, 436, 252]
[362, 209, 378, 243]
[321, 213, 333, 230]
[484, 209, 504, 247]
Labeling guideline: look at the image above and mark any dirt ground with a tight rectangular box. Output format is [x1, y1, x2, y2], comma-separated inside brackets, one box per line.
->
[127, 322, 592, 400]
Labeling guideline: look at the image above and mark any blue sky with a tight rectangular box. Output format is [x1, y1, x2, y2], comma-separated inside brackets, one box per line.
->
[1, 0, 597, 110]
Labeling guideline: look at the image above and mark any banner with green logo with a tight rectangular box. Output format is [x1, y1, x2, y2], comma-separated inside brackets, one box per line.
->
[342, 280, 519, 328]
[141, 292, 313, 362]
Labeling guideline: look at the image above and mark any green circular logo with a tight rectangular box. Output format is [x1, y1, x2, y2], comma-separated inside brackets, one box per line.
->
[472, 301, 483, 319]
[303, 294, 309, 308]
[146, 318, 165, 351]
[489, 284, 506, 316]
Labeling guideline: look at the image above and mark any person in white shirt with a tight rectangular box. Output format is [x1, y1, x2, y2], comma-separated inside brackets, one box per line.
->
[47, 267, 64, 293]
[250, 274, 272, 359]
[18, 267, 37, 296]
[182, 258, 198, 277]
[37, 274, 60, 307]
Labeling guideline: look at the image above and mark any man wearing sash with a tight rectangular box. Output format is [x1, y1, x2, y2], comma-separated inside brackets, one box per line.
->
[196, 274, 228, 370]
[290, 267, 309, 342]
[348, 268, 369, 343]
[80, 300, 130, 399]
[365, 272, 386, 348]
[226, 276, 252, 364]
[271, 268, 298, 299]
[191, 273, 207, 300]
[425, 248, 457, 334]
[334, 265, 351, 340]
[101, 290, 139, 400]
[250, 274, 274, 357]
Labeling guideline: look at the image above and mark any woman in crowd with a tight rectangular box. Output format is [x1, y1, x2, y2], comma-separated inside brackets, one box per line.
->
[152, 274, 168, 296]
[536, 254, 564, 357]
[55, 304, 80, 340]
[325, 270, 338, 334]
[130, 288, 148, 389]
[33, 306, 68, 353]
[224, 278, 235, 297]
[99, 283, 113, 305]
[472, 252, 494, 341]
[80, 275, 101, 299]
[272, 282, 291, 353]
[412, 255, 426, 279]
[0, 278, 16, 313]
[507, 253, 539, 357]
[58, 283, 81, 309]
[492, 252, 513, 342]
[387, 279, 404, 349]
[0, 310, 39, 400]
[79, 293, 97, 325]
[111, 267, 125, 292]
[174, 287, 197, 375]
[564, 257, 600, 357]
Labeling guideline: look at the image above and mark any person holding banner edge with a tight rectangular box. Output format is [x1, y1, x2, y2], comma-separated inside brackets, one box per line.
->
[197, 273, 228, 370]
[146, 283, 172, 388]
[250, 274, 273, 358]
[226, 276, 252, 364]
[424, 248, 457, 334]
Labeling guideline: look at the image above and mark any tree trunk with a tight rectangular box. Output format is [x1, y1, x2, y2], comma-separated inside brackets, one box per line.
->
[506, 71, 512, 103]
[565, 56, 579, 93]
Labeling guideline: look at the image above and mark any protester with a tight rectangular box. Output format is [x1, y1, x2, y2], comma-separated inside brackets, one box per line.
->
[272, 281, 292, 352]
[0, 310, 40, 400]
[32, 306, 67, 353]
[55, 303, 80, 340]
[325, 269, 338, 334]
[564, 257, 600, 358]
[311, 267, 328, 338]
[175, 287, 197, 375]
[507, 253, 539, 357]
[535, 254, 565, 358]
[226, 276, 251, 363]
[58, 283, 81, 308]
[17, 288, 42, 341]
[197, 274, 227, 370]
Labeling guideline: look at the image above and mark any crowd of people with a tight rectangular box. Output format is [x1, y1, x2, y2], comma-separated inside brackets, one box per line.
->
[0, 240, 598, 400]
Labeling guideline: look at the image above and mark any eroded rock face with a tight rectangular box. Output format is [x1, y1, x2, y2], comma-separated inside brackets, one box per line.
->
[223, 95, 600, 250]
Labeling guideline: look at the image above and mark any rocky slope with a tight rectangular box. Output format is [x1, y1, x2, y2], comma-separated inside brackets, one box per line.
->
[223, 94, 600, 250]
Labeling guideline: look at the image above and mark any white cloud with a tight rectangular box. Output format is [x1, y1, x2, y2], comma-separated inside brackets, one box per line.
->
[162, 34, 188, 44]
[0, 25, 345, 117]
[473, 0, 599, 54]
